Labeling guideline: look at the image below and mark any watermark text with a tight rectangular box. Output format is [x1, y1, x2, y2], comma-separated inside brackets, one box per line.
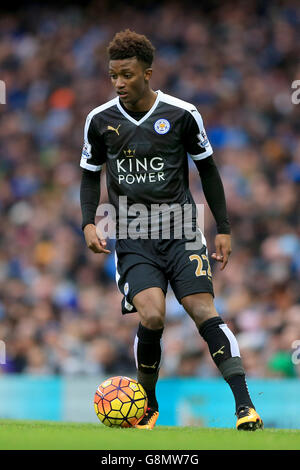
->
[0, 81, 6, 104]
[95, 197, 205, 250]
[291, 80, 300, 104]
[0, 340, 6, 364]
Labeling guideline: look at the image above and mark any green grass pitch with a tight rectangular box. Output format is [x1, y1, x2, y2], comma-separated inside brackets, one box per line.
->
[0, 420, 300, 450]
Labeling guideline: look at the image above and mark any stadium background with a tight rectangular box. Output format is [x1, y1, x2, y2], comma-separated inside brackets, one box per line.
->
[0, 0, 300, 427]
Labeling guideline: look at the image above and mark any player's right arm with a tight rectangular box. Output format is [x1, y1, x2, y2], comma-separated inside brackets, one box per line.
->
[80, 114, 110, 254]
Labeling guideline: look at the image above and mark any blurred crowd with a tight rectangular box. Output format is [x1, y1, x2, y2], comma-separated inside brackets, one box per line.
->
[0, 0, 300, 379]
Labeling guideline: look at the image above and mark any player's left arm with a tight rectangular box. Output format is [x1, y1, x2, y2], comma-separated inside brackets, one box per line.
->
[194, 156, 231, 271]
[182, 108, 231, 270]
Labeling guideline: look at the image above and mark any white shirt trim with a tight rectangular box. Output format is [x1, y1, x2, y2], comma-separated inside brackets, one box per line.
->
[159, 92, 197, 113]
[116, 90, 162, 126]
[189, 148, 213, 160]
[80, 98, 118, 171]
[80, 160, 102, 172]
[84, 97, 119, 141]
[160, 92, 213, 159]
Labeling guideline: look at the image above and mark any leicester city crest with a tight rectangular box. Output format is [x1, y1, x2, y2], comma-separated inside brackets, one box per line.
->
[154, 118, 170, 135]
[124, 282, 129, 296]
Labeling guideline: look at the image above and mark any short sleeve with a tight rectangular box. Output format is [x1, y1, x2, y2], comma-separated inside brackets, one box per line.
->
[80, 115, 107, 171]
[182, 108, 213, 161]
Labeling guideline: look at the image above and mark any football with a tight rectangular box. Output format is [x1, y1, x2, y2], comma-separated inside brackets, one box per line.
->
[94, 376, 148, 427]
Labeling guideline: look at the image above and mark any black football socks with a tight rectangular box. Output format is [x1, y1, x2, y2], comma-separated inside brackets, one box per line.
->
[226, 373, 255, 413]
[199, 316, 254, 412]
[134, 322, 164, 411]
[135, 317, 254, 414]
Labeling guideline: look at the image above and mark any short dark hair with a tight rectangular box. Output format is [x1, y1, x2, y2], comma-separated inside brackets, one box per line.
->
[107, 29, 155, 67]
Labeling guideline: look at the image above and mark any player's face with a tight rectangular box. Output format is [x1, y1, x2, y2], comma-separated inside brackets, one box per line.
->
[109, 57, 152, 108]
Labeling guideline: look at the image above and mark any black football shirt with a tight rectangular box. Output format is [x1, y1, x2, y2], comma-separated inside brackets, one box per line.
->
[80, 90, 213, 236]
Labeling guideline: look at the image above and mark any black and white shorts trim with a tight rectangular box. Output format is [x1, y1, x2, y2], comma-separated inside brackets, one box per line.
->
[114, 233, 214, 315]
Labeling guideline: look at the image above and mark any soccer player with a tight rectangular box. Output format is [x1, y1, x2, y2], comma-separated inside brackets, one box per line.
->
[80, 29, 263, 431]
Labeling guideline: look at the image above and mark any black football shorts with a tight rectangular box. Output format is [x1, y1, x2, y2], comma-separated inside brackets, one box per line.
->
[114, 230, 214, 314]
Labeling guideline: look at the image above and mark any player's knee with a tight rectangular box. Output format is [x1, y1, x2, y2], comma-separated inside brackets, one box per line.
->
[133, 290, 165, 329]
[137, 303, 165, 329]
[195, 307, 217, 328]
[183, 298, 218, 328]
[141, 312, 164, 330]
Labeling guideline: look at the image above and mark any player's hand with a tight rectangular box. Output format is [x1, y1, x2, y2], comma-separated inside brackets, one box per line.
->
[211, 234, 231, 271]
[83, 224, 111, 254]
